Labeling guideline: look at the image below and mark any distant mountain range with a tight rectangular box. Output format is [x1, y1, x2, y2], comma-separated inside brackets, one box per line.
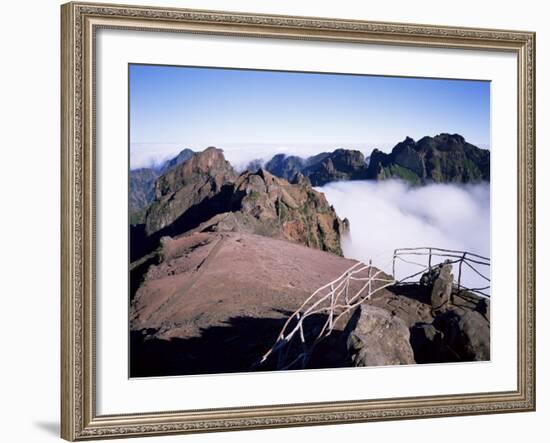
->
[251, 133, 489, 187]
[260, 149, 368, 186]
[129, 134, 489, 224]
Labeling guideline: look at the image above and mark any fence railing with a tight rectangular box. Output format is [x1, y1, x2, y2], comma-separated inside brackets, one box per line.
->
[392, 247, 490, 299]
[257, 260, 395, 370]
[258, 247, 491, 370]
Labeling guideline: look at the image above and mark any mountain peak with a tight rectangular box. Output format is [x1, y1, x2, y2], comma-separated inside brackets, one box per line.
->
[367, 133, 489, 184]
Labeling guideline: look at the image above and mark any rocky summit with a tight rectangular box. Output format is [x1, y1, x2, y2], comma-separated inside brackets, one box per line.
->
[144, 147, 238, 236]
[140, 148, 348, 255]
[366, 133, 490, 185]
[227, 168, 349, 255]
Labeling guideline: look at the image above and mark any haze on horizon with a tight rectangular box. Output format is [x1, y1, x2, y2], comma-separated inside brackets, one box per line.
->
[129, 64, 490, 170]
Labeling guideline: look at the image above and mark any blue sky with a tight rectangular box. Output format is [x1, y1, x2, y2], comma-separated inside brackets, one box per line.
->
[129, 64, 490, 169]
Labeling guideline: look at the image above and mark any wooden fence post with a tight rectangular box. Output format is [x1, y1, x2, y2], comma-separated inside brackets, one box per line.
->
[458, 252, 466, 292]
[368, 259, 372, 296]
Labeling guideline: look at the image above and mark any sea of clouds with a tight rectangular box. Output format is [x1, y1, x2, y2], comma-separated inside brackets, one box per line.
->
[319, 180, 490, 291]
[130, 142, 388, 171]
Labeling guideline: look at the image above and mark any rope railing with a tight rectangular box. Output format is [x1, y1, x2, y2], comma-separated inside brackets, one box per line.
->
[392, 247, 491, 299]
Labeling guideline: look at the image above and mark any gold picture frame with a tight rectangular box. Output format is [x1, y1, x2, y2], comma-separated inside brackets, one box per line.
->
[61, 2, 536, 440]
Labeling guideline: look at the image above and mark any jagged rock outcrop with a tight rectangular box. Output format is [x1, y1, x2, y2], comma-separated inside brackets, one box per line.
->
[410, 297, 490, 363]
[367, 134, 490, 184]
[198, 168, 349, 255]
[144, 147, 238, 236]
[344, 304, 415, 366]
[141, 147, 348, 255]
[428, 261, 454, 314]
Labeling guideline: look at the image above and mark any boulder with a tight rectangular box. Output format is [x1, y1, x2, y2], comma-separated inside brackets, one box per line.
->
[409, 323, 455, 363]
[434, 309, 490, 361]
[429, 261, 454, 313]
[344, 305, 415, 367]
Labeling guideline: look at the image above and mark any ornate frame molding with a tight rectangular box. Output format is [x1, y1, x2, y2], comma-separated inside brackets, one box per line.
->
[61, 2, 536, 440]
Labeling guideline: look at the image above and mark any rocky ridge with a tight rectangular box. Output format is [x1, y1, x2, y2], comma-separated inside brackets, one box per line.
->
[247, 133, 489, 187]
[141, 148, 348, 255]
[367, 133, 490, 184]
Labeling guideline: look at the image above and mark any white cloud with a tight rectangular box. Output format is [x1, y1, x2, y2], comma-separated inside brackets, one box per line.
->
[319, 180, 490, 292]
[130, 143, 188, 170]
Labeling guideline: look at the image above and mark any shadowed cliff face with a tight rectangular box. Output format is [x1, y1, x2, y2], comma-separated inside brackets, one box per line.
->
[302, 149, 369, 186]
[145, 147, 238, 236]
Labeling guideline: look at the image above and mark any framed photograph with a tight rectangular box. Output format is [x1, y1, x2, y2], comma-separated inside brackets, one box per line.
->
[61, 1, 536, 440]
